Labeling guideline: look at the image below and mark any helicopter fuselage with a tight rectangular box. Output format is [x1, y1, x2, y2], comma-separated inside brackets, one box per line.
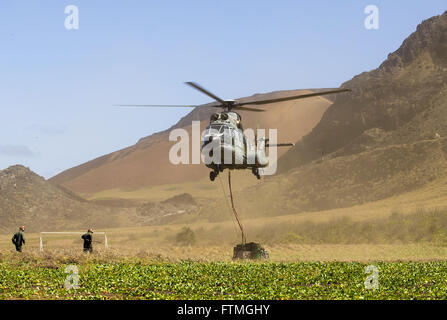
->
[117, 82, 349, 181]
[201, 111, 269, 180]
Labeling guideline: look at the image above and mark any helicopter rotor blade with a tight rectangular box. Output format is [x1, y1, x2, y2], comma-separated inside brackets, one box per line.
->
[114, 104, 198, 108]
[185, 82, 226, 105]
[115, 87, 350, 111]
[233, 106, 265, 112]
[234, 88, 351, 107]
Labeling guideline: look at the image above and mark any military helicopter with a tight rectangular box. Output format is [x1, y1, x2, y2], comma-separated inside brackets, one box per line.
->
[117, 82, 350, 181]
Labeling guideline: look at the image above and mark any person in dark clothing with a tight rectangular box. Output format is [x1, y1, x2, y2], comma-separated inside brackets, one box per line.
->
[81, 228, 93, 253]
[12, 226, 25, 252]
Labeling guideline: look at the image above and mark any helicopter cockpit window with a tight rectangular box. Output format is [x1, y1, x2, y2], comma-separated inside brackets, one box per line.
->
[206, 124, 231, 134]
[210, 124, 223, 133]
[203, 125, 225, 140]
[202, 125, 232, 145]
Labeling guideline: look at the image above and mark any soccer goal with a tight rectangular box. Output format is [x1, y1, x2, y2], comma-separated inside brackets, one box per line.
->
[39, 232, 109, 252]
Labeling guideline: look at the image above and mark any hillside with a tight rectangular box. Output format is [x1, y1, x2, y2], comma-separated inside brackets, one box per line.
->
[279, 10, 447, 172]
[218, 10, 447, 219]
[46, 11, 447, 228]
[159, 11, 447, 223]
[0, 165, 119, 232]
[0, 165, 206, 233]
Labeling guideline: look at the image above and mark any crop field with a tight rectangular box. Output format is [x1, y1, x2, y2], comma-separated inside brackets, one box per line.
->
[1, 254, 447, 300]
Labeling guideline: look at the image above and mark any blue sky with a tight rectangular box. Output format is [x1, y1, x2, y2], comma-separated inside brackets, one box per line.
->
[1, 1, 446, 178]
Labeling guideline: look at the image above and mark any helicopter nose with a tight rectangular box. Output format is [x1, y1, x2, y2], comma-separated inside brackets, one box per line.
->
[220, 145, 235, 164]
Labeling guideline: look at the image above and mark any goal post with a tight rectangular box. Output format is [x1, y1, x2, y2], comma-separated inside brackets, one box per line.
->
[39, 232, 108, 252]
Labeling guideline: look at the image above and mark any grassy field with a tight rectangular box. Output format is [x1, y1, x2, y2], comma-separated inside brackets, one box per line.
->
[1, 250, 447, 300]
[4, 177, 447, 299]
[2, 236, 447, 299]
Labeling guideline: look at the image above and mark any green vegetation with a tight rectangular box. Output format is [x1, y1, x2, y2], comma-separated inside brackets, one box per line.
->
[2, 258, 447, 299]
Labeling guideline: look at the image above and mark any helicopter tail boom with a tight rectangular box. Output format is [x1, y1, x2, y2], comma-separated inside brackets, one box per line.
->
[265, 143, 295, 147]
[264, 138, 295, 148]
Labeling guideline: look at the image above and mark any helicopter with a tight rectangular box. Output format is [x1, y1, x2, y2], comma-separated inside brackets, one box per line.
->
[117, 82, 350, 181]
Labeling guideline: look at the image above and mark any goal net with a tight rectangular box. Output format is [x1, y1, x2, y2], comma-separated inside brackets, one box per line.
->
[39, 232, 109, 252]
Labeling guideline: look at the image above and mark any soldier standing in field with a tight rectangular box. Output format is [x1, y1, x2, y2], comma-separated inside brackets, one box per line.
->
[81, 228, 93, 253]
[12, 226, 25, 252]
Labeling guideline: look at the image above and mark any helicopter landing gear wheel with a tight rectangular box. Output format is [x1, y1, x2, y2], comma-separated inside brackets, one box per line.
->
[252, 168, 261, 180]
[210, 168, 220, 181]
[210, 165, 222, 181]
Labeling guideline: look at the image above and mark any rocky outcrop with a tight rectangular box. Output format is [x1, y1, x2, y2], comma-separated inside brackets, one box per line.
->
[279, 11, 447, 172]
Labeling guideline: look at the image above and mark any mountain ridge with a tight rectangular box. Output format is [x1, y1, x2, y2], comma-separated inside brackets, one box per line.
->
[278, 10, 447, 173]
